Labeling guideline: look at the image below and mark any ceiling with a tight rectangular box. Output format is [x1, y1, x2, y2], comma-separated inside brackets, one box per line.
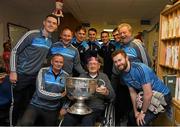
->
[1, 0, 172, 24]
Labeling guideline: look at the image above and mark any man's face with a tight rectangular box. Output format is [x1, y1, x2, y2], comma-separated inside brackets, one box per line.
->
[43, 17, 58, 33]
[118, 26, 132, 44]
[51, 56, 64, 72]
[101, 33, 109, 44]
[88, 30, 97, 42]
[113, 53, 128, 71]
[112, 31, 121, 42]
[87, 57, 100, 74]
[60, 29, 73, 46]
[75, 29, 86, 43]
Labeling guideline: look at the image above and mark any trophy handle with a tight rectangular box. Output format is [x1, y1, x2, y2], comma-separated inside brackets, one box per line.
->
[97, 79, 105, 87]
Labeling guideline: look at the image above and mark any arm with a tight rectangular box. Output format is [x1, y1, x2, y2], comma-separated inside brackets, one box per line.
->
[136, 83, 153, 126]
[141, 83, 153, 113]
[9, 30, 36, 83]
[132, 40, 152, 67]
[111, 64, 121, 90]
[128, 87, 139, 117]
[74, 49, 86, 74]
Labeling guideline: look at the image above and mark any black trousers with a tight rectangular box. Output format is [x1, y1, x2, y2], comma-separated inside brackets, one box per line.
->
[0, 105, 10, 126]
[114, 82, 132, 125]
[19, 104, 58, 126]
[12, 74, 36, 126]
[62, 109, 104, 126]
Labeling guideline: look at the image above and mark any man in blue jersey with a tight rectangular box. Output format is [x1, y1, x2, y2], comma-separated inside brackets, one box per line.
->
[112, 27, 121, 50]
[86, 28, 101, 57]
[99, 31, 115, 80]
[111, 23, 152, 125]
[71, 26, 89, 76]
[112, 50, 171, 126]
[19, 54, 69, 126]
[49, 28, 86, 76]
[9, 14, 58, 125]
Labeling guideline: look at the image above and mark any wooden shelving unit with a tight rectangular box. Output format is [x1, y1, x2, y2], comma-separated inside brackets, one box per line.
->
[172, 98, 180, 125]
[157, 1, 180, 126]
[157, 1, 180, 79]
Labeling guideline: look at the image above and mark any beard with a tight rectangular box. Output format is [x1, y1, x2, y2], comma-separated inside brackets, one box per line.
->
[121, 36, 131, 44]
[117, 61, 128, 71]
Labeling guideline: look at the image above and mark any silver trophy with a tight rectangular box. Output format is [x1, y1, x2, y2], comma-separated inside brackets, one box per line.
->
[66, 77, 105, 115]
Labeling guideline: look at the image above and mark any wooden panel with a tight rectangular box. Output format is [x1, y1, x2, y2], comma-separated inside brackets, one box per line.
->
[172, 99, 180, 125]
[174, 108, 180, 125]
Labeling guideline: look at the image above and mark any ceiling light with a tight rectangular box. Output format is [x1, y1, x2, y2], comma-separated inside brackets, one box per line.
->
[103, 29, 113, 32]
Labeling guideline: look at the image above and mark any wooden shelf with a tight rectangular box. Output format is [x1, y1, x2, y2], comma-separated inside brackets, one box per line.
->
[157, 1, 180, 125]
[161, 1, 180, 15]
[157, 1, 180, 78]
[161, 36, 180, 41]
[159, 64, 180, 71]
[172, 98, 180, 125]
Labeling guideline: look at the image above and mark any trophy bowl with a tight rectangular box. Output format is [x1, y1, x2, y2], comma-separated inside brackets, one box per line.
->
[66, 77, 101, 115]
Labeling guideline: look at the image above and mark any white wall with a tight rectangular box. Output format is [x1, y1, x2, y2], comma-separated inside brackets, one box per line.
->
[0, 3, 52, 54]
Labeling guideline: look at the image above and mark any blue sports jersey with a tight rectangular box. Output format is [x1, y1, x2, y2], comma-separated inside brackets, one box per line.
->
[121, 62, 169, 95]
[49, 41, 85, 75]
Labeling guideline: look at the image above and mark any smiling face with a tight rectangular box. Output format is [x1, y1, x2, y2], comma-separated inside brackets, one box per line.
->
[118, 23, 133, 44]
[112, 30, 121, 42]
[101, 32, 109, 45]
[113, 53, 128, 71]
[118, 26, 132, 44]
[88, 30, 97, 42]
[87, 57, 101, 75]
[51, 55, 64, 73]
[75, 29, 86, 43]
[43, 16, 58, 33]
[60, 28, 73, 46]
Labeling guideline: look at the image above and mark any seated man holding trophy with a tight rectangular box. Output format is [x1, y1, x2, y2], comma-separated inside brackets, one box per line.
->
[62, 55, 115, 126]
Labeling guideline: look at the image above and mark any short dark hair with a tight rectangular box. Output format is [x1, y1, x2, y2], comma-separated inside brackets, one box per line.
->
[88, 28, 97, 33]
[112, 27, 118, 33]
[111, 49, 127, 59]
[75, 25, 86, 33]
[101, 31, 109, 36]
[61, 27, 73, 35]
[51, 53, 64, 60]
[45, 14, 58, 24]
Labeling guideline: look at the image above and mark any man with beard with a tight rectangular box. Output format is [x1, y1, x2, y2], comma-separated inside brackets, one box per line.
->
[111, 23, 152, 125]
[112, 49, 171, 126]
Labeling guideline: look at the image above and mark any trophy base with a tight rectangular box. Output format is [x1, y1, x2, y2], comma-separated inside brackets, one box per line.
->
[67, 102, 92, 115]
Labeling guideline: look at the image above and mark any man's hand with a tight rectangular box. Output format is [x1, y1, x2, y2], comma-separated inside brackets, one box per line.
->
[136, 111, 146, 126]
[134, 110, 140, 118]
[9, 72, 17, 84]
[96, 85, 109, 95]
[61, 90, 66, 97]
[59, 108, 67, 117]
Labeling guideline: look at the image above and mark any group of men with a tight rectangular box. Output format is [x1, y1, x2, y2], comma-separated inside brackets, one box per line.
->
[4, 14, 171, 126]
